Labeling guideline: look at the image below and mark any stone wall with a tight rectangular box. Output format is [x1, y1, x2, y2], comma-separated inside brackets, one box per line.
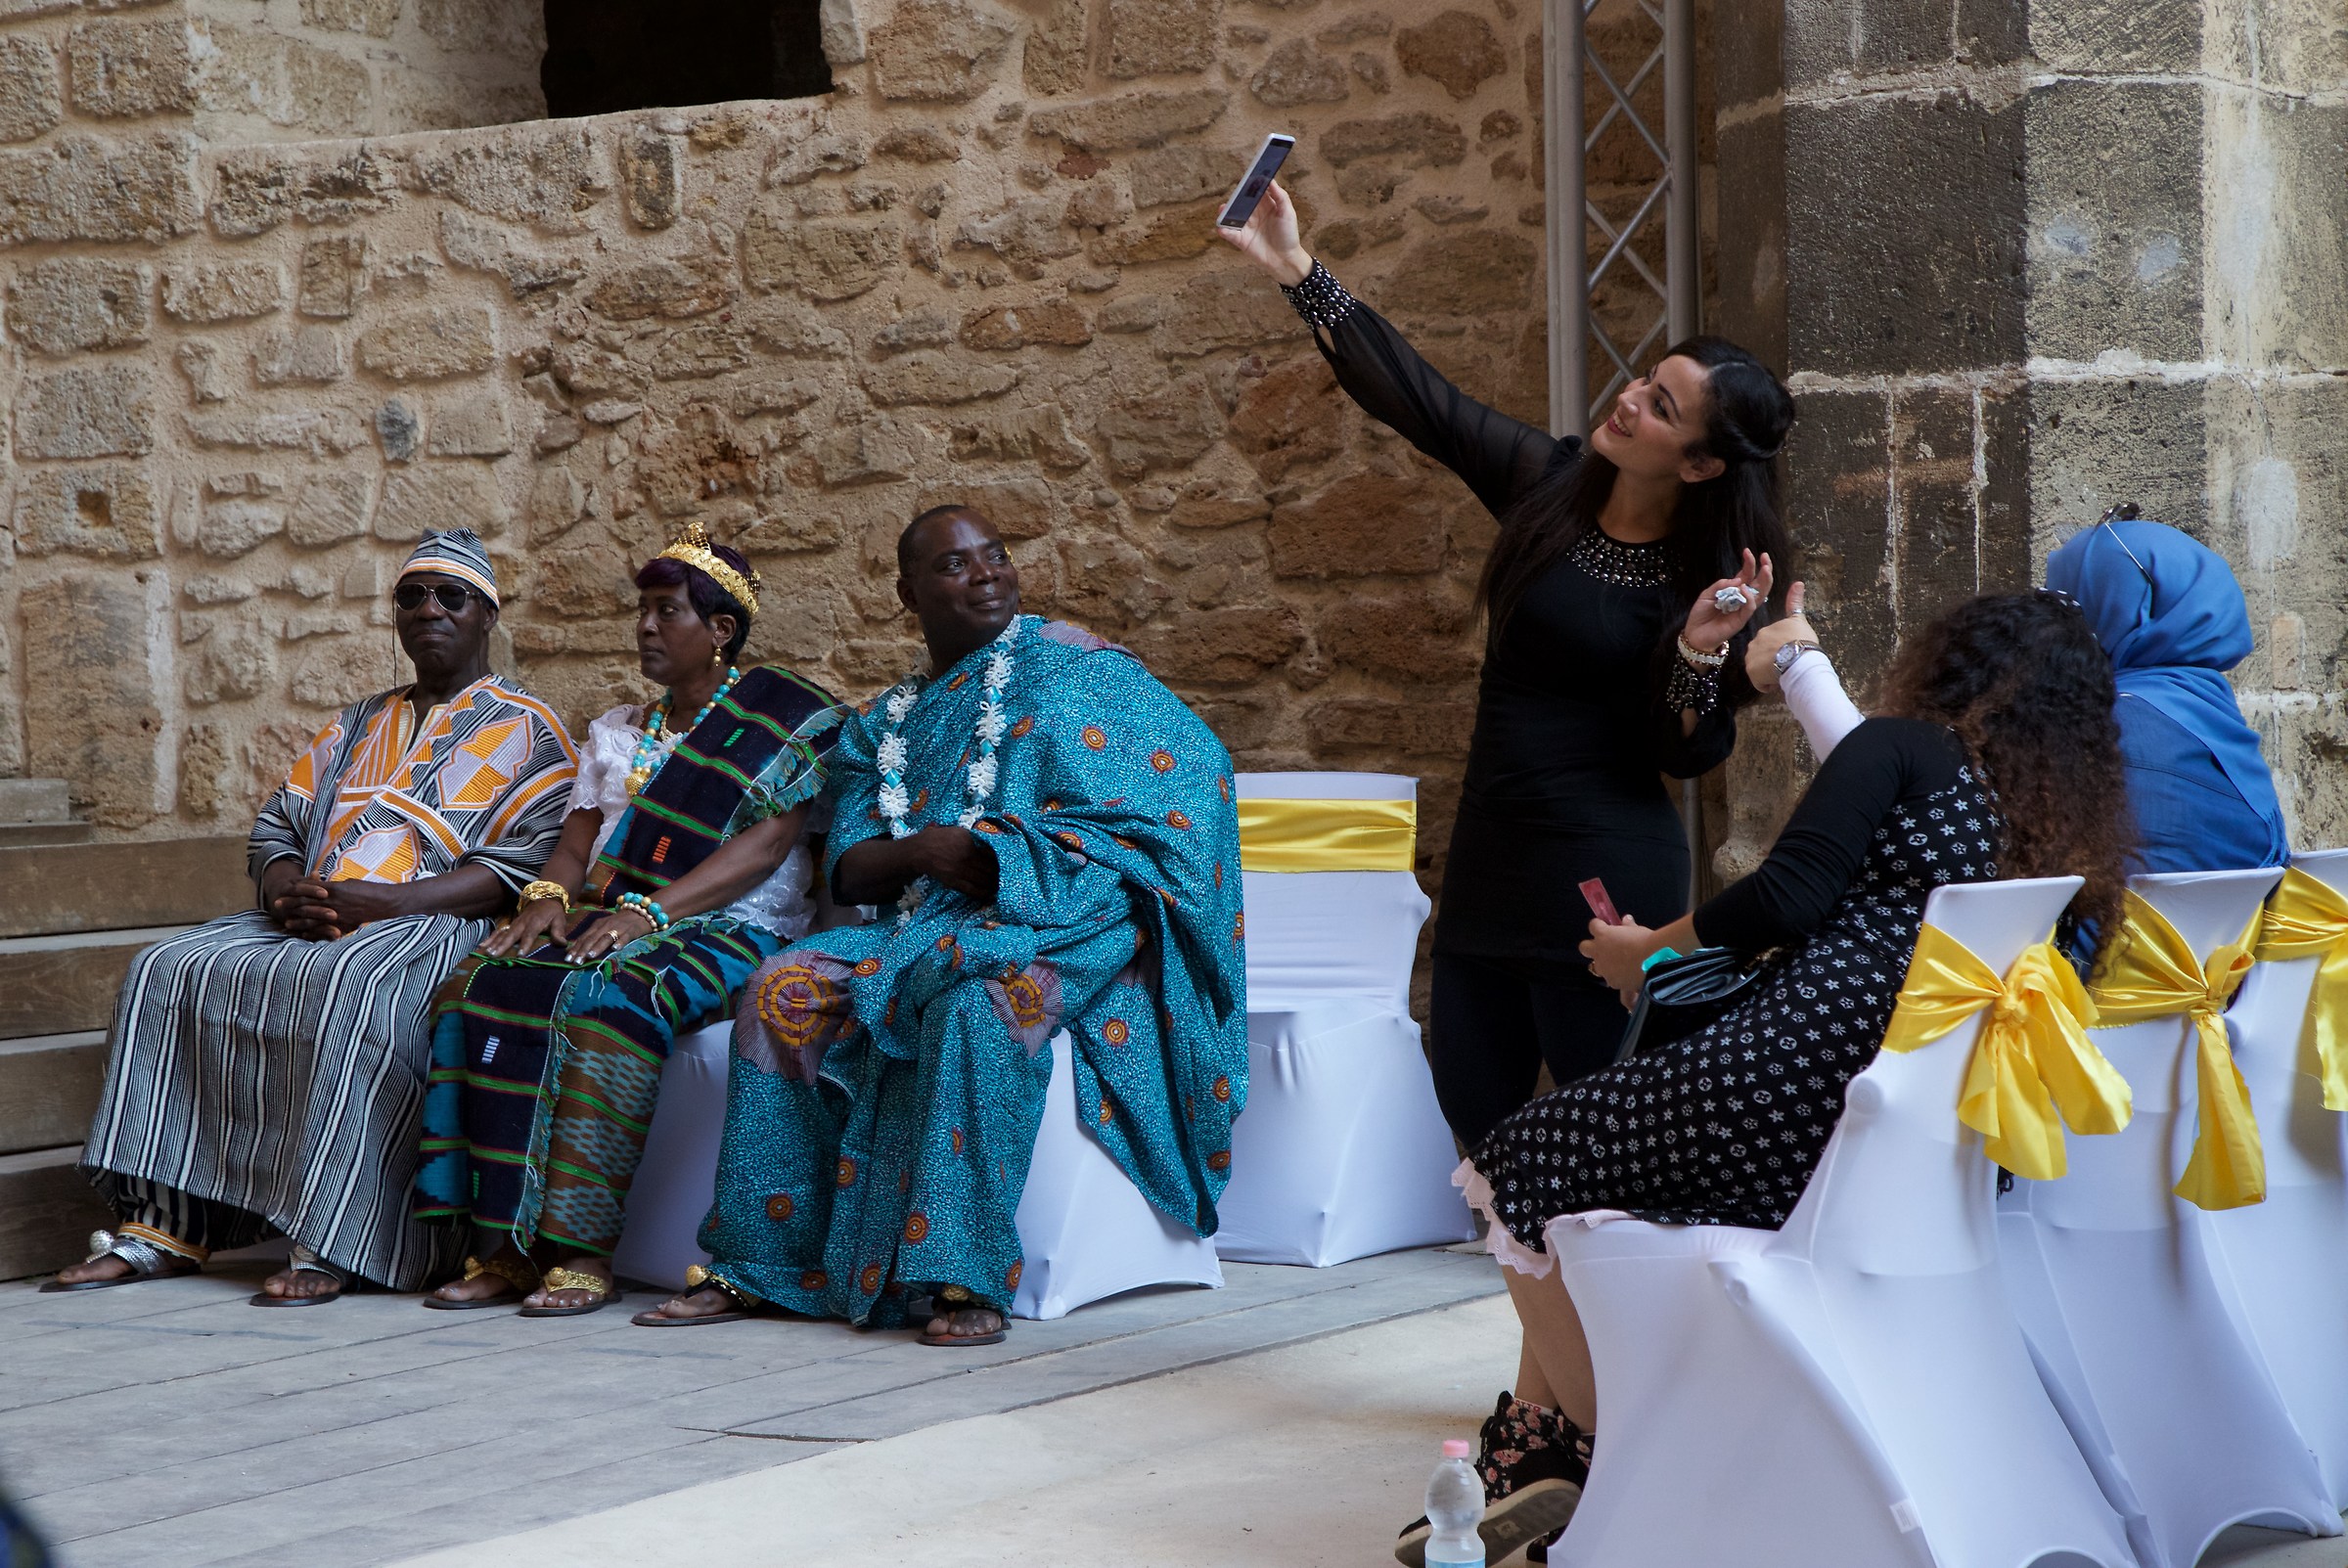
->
[1708, 0, 2348, 873]
[0, 0, 1557, 890]
[186, 0, 547, 141]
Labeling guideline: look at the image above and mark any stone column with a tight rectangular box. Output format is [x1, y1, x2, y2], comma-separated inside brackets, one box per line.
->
[1707, 0, 2348, 870]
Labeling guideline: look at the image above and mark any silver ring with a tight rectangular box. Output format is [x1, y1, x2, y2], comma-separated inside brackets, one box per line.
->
[1711, 586, 1750, 615]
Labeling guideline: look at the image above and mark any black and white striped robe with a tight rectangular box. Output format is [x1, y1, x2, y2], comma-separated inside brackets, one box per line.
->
[81, 677, 577, 1288]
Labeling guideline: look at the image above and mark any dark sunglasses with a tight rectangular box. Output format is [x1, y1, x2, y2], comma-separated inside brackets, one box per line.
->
[394, 582, 478, 613]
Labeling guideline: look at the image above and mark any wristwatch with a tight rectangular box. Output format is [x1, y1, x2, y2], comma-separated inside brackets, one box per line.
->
[1773, 640, 1823, 676]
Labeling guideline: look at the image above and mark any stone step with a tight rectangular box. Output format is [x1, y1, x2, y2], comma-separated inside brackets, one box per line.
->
[0, 1030, 107, 1157]
[0, 926, 185, 1041]
[0, 836, 248, 939]
[0, 1144, 109, 1282]
[0, 821, 94, 847]
[0, 777, 71, 825]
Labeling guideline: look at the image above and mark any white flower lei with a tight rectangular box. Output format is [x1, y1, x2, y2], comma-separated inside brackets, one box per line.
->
[875, 615, 1021, 926]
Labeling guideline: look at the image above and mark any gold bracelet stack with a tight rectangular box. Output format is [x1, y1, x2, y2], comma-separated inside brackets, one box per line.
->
[1675, 633, 1729, 669]
[519, 879, 571, 910]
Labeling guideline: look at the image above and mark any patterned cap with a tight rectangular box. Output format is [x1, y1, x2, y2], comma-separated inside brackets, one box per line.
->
[398, 528, 499, 606]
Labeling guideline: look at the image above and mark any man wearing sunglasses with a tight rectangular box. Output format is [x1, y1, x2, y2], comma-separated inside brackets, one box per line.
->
[59, 530, 580, 1307]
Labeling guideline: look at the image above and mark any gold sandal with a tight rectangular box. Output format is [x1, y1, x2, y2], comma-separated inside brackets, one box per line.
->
[632, 1265, 762, 1327]
[421, 1253, 541, 1311]
[519, 1264, 620, 1318]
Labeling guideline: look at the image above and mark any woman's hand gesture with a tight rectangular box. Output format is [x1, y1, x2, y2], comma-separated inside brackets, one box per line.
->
[1581, 917, 1661, 1004]
[1681, 550, 1775, 653]
[481, 894, 571, 959]
[1744, 580, 1820, 694]
[1211, 179, 1313, 288]
[565, 907, 653, 965]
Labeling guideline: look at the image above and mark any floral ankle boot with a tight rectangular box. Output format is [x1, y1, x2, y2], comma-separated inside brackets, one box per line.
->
[1394, 1390, 1593, 1567]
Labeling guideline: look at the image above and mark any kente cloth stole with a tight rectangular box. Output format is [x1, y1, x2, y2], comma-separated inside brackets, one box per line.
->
[2251, 867, 2348, 1112]
[1881, 925, 2130, 1182]
[2087, 889, 2264, 1210]
[589, 666, 842, 904]
[1236, 796, 1416, 873]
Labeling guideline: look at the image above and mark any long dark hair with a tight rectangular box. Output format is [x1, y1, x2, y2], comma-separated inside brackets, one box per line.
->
[1479, 336, 1797, 699]
[635, 544, 754, 662]
[1881, 592, 2134, 962]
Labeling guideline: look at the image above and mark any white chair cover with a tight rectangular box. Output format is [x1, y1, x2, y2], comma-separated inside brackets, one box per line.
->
[1547, 876, 2141, 1568]
[1997, 868, 2337, 1568]
[2199, 849, 2348, 1508]
[610, 1021, 730, 1292]
[613, 1024, 1224, 1322]
[1011, 1029, 1224, 1320]
[1213, 773, 1477, 1266]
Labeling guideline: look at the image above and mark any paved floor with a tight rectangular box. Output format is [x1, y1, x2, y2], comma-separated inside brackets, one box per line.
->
[8, 1245, 2342, 1568]
[1, 1245, 1500, 1568]
[385, 1292, 2348, 1568]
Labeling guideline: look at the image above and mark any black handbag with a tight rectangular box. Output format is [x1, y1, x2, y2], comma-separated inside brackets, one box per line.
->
[1614, 946, 1762, 1064]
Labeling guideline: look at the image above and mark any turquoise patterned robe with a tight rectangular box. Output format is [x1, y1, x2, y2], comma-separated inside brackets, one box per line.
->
[706, 617, 1247, 1323]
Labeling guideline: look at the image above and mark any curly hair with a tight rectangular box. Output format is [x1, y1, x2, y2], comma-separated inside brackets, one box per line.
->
[1879, 592, 2135, 963]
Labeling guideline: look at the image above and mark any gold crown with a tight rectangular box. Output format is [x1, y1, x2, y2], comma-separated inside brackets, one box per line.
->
[657, 521, 761, 617]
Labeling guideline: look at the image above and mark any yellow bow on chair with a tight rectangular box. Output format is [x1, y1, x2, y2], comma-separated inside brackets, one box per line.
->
[1881, 926, 2131, 1182]
[1236, 797, 1418, 874]
[2251, 867, 2348, 1112]
[2089, 890, 2263, 1210]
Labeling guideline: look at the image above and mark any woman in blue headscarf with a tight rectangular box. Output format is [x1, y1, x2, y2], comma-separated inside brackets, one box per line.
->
[1752, 513, 2287, 874]
[2043, 514, 2288, 873]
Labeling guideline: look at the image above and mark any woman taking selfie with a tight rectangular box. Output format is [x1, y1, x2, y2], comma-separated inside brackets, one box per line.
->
[1222, 183, 1798, 1147]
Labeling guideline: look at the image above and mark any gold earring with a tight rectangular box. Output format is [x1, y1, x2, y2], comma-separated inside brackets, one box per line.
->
[711, 647, 723, 667]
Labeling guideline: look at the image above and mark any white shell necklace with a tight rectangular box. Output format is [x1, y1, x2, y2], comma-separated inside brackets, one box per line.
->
[875, 615, 1020, 927]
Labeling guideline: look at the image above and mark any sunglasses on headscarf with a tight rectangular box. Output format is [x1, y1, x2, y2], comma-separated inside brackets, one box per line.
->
[2094, 502, 2153, 586]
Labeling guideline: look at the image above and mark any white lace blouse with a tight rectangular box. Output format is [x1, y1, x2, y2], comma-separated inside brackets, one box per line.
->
[566, 704, 818, 940]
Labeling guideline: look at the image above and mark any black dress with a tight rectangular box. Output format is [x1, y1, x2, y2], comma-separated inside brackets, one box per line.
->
[1470, 719, 2002, 1238]
[1296, 272, 1738, 1145]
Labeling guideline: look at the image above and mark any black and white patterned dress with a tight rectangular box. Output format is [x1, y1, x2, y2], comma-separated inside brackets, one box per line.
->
[1472, 718, 2003, 1239]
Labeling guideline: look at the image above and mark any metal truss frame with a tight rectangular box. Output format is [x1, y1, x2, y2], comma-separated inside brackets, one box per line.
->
[1545, 0, 1699, 440]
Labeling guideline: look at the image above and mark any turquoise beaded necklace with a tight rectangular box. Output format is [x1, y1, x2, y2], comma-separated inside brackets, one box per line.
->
[624, 664, 742, 797]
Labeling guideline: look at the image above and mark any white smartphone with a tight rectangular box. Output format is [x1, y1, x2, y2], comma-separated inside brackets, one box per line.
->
[1216, 133, 1296, 229]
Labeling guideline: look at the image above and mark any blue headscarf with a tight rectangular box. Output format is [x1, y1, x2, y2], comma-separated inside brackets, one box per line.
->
[2045, 517, 2287, 868]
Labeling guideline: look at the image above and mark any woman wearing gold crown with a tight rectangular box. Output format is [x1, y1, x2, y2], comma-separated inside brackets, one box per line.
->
[414, 525, 846, 1315]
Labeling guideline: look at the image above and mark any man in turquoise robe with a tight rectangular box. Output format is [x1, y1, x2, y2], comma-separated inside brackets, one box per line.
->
[638, 506, 1246, 1342]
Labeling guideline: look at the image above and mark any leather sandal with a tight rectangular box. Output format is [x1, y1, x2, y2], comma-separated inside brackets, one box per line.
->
[519, 1265, 620, 1318]
[632, 1266, 760, 1327]
[249, 1247, 352, 1307]
[41, 1230, 203, 1292]
[918, 1290, 1008, 1347]
[422, 1253, 541, 1310]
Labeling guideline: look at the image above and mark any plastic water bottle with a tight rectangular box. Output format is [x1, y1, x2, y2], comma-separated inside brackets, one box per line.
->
[1424, 1438, 1486, 1568]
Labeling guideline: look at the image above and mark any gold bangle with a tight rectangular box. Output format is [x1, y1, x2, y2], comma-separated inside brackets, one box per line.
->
[1675, 633, 1729, 670]
[519, 879, 571, 910]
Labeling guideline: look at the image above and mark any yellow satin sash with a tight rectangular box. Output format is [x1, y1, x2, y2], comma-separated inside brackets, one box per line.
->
[1881, 926, 2130, 1181]
[1236, 796, 1418, 874]
[2088, 890, 2263, 1210]
[2252, 867, 2348, 1111]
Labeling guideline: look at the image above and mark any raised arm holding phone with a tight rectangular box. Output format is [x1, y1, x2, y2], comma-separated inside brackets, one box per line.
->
[1221, 179, 1800, 1148]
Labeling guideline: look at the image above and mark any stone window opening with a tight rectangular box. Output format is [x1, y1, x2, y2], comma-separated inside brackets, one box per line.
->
[540, 0, 833, 118]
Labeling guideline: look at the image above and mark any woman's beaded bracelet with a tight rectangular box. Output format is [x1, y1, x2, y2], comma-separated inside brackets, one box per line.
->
[1664, 657, 1725, 718]
[616, 892, 672, 931]
[1279, 259, 1359, 330]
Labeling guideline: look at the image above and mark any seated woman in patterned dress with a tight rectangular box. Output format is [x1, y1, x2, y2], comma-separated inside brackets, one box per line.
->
[1398, 593, 2134, 1567]
[414, 525, 845, 1315]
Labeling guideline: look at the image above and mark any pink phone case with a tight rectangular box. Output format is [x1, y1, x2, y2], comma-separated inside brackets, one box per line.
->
[1579, 877, 1623, 926]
